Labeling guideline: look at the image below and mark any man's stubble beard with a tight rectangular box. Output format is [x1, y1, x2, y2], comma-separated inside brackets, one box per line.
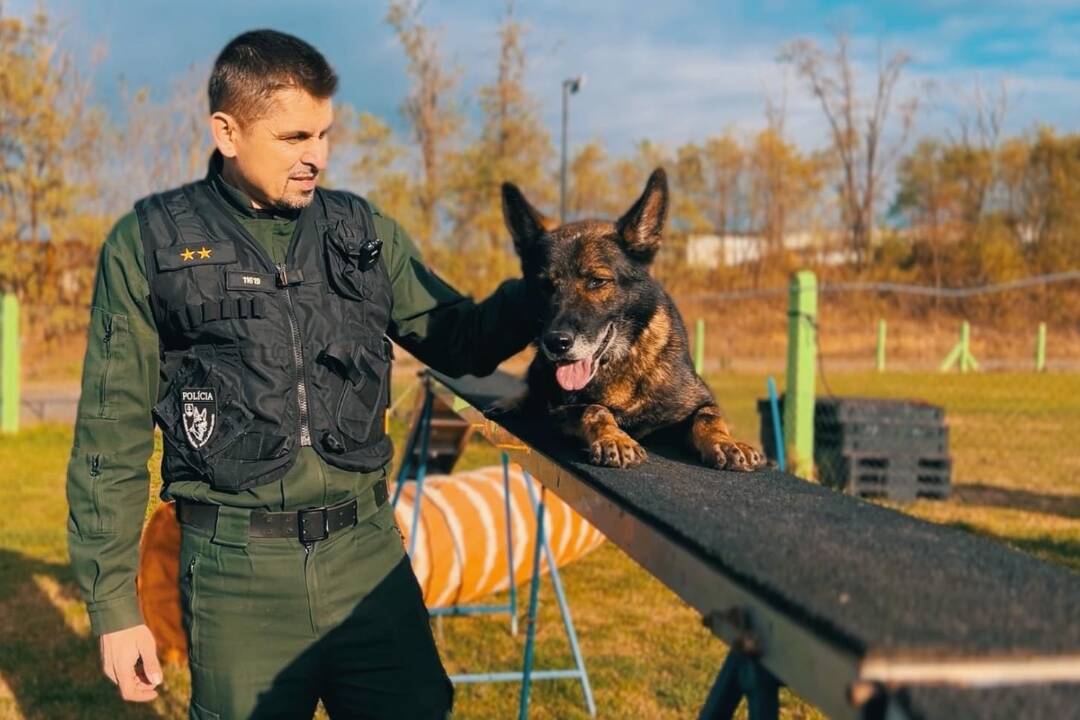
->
[272, 190, 316, 212]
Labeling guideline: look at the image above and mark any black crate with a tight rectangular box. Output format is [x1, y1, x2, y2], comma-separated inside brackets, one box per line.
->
[819, 452, 951, 501]
[814, 397, 944, 425]
[757, 395, 951, 501]
[816, 422, 949, 455]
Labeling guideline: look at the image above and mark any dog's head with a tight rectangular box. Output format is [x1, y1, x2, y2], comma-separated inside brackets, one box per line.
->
[502, 168, 669, 391]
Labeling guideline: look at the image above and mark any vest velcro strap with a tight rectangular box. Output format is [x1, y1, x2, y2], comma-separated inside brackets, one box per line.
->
[318, 343, 364, 385]
[202, 302, 220, 323]
[275, 266, 305, 287]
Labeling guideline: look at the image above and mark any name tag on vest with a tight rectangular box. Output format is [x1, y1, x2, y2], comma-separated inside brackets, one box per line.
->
[226, 270, 277, 292]
[155, 242, 237, 272]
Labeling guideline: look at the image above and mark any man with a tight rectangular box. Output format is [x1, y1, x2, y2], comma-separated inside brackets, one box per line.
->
[66, 29, 535, 719]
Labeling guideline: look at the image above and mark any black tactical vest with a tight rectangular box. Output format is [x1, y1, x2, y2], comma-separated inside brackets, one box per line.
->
[136, 178, 394, 493]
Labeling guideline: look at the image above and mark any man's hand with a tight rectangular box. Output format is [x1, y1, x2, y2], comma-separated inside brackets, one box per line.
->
[99, 624, 163, 702]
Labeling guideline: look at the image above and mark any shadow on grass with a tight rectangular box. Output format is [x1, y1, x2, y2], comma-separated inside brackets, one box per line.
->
[954, 483, 1080, 521]
[0, 549, 176, 720]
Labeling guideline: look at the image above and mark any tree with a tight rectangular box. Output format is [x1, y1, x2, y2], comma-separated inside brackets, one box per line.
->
[894, 139, 953, 289]
[567, 140, 616, 220]
[442, 2, 555, 294]
[744, 127, 823, 285]
[336, 106, 425, 235]
[781, 33, 917, 269]
[386, 0, 462, 246]
[700, 133, 745, 236]
[0, 4, 107, 302]
[104, 64, 212, 217]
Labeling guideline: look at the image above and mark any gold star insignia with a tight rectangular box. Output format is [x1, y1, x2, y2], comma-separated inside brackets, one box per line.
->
[198, 246, 212, 259]
[180, 248, 195, 261]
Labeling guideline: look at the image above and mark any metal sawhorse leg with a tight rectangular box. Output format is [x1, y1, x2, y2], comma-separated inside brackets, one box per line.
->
[391, 377, 596, 718]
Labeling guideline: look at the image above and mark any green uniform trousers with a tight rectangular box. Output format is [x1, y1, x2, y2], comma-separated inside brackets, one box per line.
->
[179, 499, 454, 719]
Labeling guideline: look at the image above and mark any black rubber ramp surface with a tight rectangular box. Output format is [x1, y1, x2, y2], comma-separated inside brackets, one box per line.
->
[900, 683, 1080, 720]
[431, 371, 1080, 661]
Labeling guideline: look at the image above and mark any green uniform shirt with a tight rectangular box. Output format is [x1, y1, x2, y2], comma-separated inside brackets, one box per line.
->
[66, 165, 534, 636]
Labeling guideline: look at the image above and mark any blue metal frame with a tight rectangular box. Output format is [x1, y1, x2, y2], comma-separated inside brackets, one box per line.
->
[391, 378, 596, 717]
[519, 470, 596, 718]
[766, 376, 786, 472]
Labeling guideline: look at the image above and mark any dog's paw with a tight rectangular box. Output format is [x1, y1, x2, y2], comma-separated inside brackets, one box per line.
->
[589, 429, 647, 469]
[702, 437, 766, 472]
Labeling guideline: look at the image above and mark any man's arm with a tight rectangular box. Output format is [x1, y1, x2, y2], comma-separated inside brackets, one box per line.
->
[65, 212, 160, 637]
[378, 209, 537, 377]
[67, 212, 164, 701]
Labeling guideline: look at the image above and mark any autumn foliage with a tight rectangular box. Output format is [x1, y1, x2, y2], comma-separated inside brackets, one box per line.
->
[2, 4, 1077, 376]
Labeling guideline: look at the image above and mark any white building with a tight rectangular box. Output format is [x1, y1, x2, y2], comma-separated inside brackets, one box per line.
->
[685, 232, 854, 268]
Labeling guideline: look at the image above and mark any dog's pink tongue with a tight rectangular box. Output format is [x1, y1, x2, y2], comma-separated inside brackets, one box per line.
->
[555, 358, 593, 391]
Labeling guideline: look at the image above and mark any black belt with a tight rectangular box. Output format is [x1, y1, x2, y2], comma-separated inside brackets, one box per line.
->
[178, 478, 389, 544]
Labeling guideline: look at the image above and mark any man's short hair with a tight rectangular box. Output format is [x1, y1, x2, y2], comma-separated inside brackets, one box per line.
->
[209, 29, 338, 126]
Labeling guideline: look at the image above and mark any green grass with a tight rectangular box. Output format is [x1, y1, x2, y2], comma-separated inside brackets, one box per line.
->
[0, 372, 1077, 719]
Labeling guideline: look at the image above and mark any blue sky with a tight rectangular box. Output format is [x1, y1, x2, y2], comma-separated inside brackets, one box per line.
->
[15, 0, 1080, 156]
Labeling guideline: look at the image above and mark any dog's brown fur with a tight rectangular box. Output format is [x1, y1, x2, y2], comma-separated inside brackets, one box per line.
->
[501, 168, 765, 471]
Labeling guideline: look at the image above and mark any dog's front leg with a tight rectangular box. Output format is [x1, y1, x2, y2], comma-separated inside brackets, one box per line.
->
[691, 404, 766, 472]
[553, 404, 647, 468]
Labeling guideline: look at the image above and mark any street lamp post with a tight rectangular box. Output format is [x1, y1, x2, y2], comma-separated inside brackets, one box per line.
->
[560, 75, 584, 225]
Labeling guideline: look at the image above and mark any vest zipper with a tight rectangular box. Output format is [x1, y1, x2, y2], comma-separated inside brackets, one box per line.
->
[277, 263, 312, 447]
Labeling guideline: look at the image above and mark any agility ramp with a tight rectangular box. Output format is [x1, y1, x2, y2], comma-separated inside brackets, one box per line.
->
[424, 369, 1080, 720]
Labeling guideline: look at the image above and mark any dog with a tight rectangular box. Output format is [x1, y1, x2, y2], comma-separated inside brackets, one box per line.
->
[499, 168, 766, 472]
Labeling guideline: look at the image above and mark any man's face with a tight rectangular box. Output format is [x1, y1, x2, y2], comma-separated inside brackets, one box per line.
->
[222, 88, 333, 211]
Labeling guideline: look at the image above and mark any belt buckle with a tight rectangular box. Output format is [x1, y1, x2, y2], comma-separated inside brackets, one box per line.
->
[298, 507, 329, 544]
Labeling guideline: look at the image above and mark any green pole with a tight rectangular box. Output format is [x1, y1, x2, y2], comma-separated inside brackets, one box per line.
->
[784, 271, 816, 479]
[876, 319, 887, 373]
[941, 320, 979, 373]
[1, 294, 19, 433]
[960, 321, 971, 373]
[1036, 322, 1047, 373]
[694, 318, 705, 375]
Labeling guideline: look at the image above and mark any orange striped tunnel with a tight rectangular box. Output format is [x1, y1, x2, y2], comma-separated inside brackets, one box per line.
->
[137, 464, 606, 664]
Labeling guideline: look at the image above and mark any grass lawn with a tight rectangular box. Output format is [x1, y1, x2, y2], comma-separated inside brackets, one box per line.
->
[0, 371, 1076, 719]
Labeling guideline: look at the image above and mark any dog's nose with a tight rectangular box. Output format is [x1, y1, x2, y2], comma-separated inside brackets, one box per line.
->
[543, 331, 574, 355]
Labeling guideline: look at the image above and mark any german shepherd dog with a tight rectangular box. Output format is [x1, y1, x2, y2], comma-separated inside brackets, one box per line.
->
[500, 168, 766, 472]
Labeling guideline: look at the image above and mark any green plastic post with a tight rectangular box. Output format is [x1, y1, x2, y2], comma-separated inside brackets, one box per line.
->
[960, 321, 972, 373]
[694, 318, 705, 375]
[1036, 322, 1047, 373]
[940, 320, 979, 373]
[784, 271, 816, 479]
[1, 294, 19, 433]
[876, 319, 887, 373]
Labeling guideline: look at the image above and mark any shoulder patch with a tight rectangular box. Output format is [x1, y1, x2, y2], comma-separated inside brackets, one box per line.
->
[154, 242, 237, 272]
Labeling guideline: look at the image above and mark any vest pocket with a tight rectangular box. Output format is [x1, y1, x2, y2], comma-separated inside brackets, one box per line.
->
[152, 349, 254, 485]
[323, 220, 378, 301]
[329, 340, 390, 446]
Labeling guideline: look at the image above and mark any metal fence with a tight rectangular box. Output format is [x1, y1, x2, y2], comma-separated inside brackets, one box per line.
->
[674, 272, 1080, 501]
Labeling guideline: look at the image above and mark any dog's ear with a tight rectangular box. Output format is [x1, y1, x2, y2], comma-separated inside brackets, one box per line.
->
[615, 167, 668, 262]
[502, 182, 554, 255]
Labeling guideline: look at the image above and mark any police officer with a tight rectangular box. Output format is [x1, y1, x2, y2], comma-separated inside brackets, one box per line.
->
[66, 29, 536, 719]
